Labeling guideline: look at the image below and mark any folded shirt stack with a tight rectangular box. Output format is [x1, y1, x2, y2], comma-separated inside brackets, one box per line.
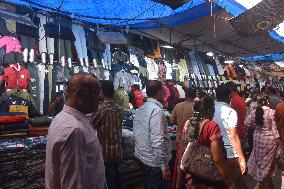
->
[0, 112, 29, 138]
[28, 116, 53, 136]
[0, 136, 47, 188]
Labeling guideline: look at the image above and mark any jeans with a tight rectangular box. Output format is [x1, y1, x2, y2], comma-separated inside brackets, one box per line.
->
[21, 35, 35, 63]
[103, 44, 112, 69]
[38, 14, 54, 64]
[27, 64, 40, 110]
[38, 65, 45, 114]
[105, 162, 119, 189]
[72, 24, 87, 59]
[58, 39, 72, 58]
[139, 160, 170, 189]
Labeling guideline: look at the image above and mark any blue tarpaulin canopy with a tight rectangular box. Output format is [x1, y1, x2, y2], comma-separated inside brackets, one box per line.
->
[6, 0, 284, 61]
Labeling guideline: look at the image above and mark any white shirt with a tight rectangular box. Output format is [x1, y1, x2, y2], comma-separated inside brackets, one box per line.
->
[145, 57, 158, 80]
[213, 101, 238, 158]
[133, 98, 172, 171]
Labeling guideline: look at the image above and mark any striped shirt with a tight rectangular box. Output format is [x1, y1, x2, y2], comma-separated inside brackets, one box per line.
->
[45, 105, 107, 189]
[92, 101, 124, 162]
[133, 98, 172, 171]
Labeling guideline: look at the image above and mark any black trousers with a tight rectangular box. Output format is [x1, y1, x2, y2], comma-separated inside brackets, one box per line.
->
[105, 161, 120, 189]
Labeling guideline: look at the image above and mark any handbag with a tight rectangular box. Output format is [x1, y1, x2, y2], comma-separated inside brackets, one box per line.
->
[180, 119, 223, 182]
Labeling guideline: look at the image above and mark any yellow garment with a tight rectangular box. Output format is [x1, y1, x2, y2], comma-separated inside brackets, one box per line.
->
[9, 105, 28, 118]
[0, 133, 27, 137]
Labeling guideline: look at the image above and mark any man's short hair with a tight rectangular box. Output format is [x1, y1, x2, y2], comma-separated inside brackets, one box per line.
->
[146, 80, 163, 98]
[101, 80, 114, 98]
[226, 81, 237, 93]
[216, 84, 231, 102]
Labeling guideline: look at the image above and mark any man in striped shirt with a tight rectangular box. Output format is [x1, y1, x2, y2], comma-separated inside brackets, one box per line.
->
[45, 73, 107, 189]
[92, 80, 124, 189]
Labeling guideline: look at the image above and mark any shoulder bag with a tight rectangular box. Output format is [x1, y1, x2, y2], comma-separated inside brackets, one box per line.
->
[180, 119, 223, 182]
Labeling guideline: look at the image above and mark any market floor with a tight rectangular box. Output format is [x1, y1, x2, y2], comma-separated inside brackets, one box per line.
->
[245, 168, 284, 189]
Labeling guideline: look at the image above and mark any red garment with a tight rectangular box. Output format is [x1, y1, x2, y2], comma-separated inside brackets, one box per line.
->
[0, 115, 26, 124]
[167, 81, 180, 104]
[4, 63, 30, 90]
[132, 88, 144, 108]
[171, 120, 222, 189]
[0, 36, 22, 53]
[231, 92, 247, 139]
[163, 83, 170, 109]
[198, 120, 223, 148]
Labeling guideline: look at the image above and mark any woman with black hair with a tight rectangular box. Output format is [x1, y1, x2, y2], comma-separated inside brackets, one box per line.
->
[179, 96, 233, 189]
[245, 95, 280, 189]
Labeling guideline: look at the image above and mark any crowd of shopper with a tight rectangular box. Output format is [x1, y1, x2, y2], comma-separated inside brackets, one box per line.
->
[44, 74, 284, 189]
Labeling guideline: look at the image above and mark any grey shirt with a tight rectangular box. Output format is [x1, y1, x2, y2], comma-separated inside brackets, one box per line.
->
[133, 98, 172, 171]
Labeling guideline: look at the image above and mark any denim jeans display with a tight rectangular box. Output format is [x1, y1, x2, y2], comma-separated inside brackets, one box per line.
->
[38, 14, 55, 64]
[0, 136, 47, 188]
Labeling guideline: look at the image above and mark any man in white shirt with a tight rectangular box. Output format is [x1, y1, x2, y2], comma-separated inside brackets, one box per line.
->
[133, 80, 172, 189]
[213, 84, 247, 189]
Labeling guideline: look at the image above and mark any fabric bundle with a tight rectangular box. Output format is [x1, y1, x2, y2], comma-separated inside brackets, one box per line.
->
[0, 136, 47, 188]
[28, 116, 53, 136]
[0, 112, 28, 137]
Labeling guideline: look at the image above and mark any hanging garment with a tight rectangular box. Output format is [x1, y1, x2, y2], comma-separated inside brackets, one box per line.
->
[0, 18, 8, 35]
[165, 61, 173, 80]
[129, 53, 140, 70]
[199, 53, 210, 76]
[178, 59, 189, 82]
[215, 57, 225, 75]
[103, 44, 112, 69]
[27, 64, 40, 110]
[194, 52, 205, 76]
[207, 64, 216, 76]
[158, 61, 167, 81]
[0, 36, 22, 53]
[176, 84, 185, 98]
[3, 63, 30, 90]
[37, 14, 54, 64]
[72, 24, 88, 59]
[113, 70, 133, 93]
[189, 52, 201, 76]
[3, 52, 22, 66]
[145, 57, 159, 80]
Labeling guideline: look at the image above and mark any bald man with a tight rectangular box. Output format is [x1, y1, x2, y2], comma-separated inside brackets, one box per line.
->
[45, 73, 107, 189]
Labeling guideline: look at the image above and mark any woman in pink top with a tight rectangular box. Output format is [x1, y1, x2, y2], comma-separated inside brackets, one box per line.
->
[245, 95, 280, 189]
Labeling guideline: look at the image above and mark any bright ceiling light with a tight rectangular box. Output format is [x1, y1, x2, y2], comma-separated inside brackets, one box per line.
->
[234, 0, 262, 9]
[224, 60, 234, 64]
[160, 45, 174, 49]
[207, 52, 214, 57]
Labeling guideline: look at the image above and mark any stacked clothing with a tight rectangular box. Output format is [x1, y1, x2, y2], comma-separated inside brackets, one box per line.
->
[0, 136, 47, 188]
[29, 117, 53, 136]
[0, 112, 29, 137]
[122, 110, 134, 130]
[119, 128, 144, 187]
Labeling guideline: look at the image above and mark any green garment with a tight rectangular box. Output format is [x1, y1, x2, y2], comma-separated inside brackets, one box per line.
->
[114, 89, 129, 110]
